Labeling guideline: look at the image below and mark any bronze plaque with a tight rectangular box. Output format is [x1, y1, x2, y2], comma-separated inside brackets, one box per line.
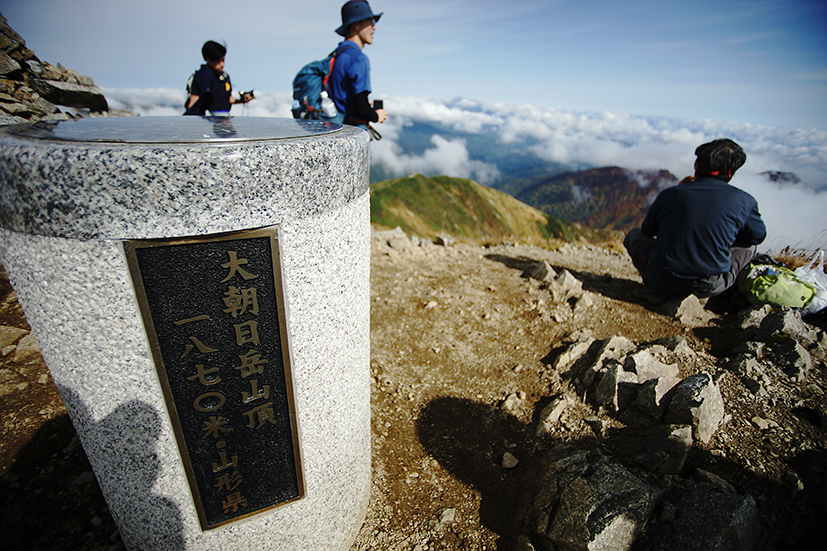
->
[124, 227, 304, 530]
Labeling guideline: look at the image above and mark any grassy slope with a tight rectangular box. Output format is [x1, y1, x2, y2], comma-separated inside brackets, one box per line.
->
[370, 174, 607, 245]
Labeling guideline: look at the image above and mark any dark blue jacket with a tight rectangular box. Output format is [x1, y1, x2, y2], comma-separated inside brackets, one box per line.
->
[642, 177, 766, 278]
[184, 64, 232, 115]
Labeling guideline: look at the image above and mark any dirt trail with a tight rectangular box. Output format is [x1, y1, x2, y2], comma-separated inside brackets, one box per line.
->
[1, 235, 825, 550]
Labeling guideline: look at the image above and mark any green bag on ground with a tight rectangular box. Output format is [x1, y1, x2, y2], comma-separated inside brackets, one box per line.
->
[737, 261, 816, 308]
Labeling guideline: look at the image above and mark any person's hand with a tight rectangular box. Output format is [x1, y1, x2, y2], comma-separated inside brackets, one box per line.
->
[241, 92, 255, 103]
[375, 108, 387, 123]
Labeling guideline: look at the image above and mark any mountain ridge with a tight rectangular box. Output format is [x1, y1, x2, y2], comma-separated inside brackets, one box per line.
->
[369, 173, 616, 245]
[369, 169, 682, 247]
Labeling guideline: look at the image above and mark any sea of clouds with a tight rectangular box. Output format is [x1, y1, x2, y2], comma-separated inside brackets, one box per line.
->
[104, 88, 827, 252]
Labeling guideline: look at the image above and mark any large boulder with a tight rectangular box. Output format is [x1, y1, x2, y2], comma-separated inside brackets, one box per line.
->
[646, 491, 760, 551]
[609, 424, 693, 475]
[664, 373, 725, 444]
[526, 449, 664, 551]
[29, 78, 108, 112]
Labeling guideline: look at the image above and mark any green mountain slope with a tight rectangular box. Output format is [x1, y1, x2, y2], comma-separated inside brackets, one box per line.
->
[370, 174, 606, 244]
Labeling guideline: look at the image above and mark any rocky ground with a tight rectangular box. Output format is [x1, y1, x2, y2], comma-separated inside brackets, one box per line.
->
[1, 230, 826, 550]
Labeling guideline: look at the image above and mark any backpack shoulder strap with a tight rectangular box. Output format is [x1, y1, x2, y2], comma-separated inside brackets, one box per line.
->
[323, 42, 358, 89]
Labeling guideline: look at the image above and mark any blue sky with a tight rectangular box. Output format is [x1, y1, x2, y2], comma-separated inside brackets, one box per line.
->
[3, 0, 827, 129]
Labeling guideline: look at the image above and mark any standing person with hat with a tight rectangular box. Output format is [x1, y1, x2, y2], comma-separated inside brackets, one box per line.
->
[328, 0, 388, 131]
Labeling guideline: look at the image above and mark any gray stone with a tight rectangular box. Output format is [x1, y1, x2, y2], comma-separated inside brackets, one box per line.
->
[502, 452, 520, 469]
[535, 396, 571, 436]
[693, 469, 737, 495]
[12, 332, 40, 363]
[435, 233, 454, 247]
[550, 269, 583, 303]
[665, 373, 725, 444]
[653, 335, 695, 357]
[737, 304, 772, 333]
[624, 349, 679, 383]
[648, 491, 760, 551]
[594, 360, 639, 412]
[0, 50, 20, 76]
[29, 79, 108, 112]
[611, 424, 692, 475]
[527, 450, 663, 551]
[434, 507, 456, 530]
[525, 260, 556, 282]
[0, 112, 25, 125]
[577, 335, 636, 392]
[774, 339, 812, 381]
[387, 234, 413, 251]
[552, 336, 595, 372]
[727, 353, 759, 377]
[25, 59, 44, 77]
[502, 392, 524, 412]
[572, 291, 595, 315]
[372, 226, 407, 243]
[664, 295, 714, 327]
[0, 324, 28, 348]
[732, 341, 766, 358]
[756, 307, 818, 345]
[809, 334, 827, 363]
[595, 335, 636, 365]
[636, 376, 681, 420]
[72, 470, 97, 486]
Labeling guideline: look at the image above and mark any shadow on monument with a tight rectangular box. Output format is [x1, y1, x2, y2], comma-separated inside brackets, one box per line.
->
[0, 386, 184, 550]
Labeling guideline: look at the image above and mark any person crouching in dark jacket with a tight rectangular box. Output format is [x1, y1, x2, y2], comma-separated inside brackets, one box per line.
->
[624, 138, 767, 298]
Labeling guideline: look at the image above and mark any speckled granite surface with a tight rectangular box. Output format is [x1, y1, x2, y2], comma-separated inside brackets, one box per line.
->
[0, 117, 369, 240]
[0, 117, 371, 550]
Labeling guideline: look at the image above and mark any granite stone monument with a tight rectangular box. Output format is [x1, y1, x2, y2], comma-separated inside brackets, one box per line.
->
[0, 116, 371, 550]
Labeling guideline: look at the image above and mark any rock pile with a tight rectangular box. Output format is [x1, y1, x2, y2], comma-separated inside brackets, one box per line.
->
[0, 14, 124, 125]
[519, 276, 826, 550]
[373, 228, 826, 550]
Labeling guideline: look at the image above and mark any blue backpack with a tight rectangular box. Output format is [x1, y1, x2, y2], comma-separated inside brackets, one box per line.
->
[291, 43, 356, 120]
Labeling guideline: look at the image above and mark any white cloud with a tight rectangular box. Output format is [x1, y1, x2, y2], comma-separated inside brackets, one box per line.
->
[96, 88, 827, 250]
[735, 175, 827, 252]
[102, 88, 295, 119]
[372, 134, 501, 186]
[389, 97, 827, 192]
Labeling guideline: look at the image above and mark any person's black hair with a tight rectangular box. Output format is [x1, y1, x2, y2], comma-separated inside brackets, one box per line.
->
[202, 41, 227, 63]
[694, 139, 746, 181]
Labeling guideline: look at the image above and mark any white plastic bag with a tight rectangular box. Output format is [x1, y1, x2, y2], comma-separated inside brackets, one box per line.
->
[795, 249, 827, 313]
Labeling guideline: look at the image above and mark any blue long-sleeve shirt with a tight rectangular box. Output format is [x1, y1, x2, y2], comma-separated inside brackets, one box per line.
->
[642, 177, 766, 279]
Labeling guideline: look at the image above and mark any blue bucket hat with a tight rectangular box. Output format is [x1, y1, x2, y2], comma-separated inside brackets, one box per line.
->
[335, 0, 382, 36]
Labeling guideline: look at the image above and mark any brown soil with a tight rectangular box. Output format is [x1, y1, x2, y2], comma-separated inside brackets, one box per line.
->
[1, 236, 825, 550]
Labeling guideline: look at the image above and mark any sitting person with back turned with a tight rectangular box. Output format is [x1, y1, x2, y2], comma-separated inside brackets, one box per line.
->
[624, 138, 767, 298]
[184, 40, 253, 116]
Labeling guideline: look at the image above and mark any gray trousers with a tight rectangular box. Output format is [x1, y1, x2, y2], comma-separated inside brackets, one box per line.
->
[623, 228, 757, 298]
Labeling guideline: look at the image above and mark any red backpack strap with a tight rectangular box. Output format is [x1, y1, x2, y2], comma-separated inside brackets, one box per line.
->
[322, 54, 337, 90]
[323, 42, 359, 89]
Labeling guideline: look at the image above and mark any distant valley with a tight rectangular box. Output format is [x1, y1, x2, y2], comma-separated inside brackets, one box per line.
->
[370, 119, 805, 246]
